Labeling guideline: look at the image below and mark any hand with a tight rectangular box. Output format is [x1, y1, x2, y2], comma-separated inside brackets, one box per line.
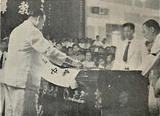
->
[72, 62, 83, 69]
[76, 62, 83, 69]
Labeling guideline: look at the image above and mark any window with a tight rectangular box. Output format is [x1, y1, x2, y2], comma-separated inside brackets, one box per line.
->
[106, 24, 123, 47]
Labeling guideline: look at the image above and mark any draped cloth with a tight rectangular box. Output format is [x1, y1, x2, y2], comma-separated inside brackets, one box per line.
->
[40, 57, 80, 89]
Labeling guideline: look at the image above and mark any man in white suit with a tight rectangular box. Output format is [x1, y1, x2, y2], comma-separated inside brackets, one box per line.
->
[138, 19, 160, 115]
[112, 23, 147, 70]
[2, 8, 82, 116]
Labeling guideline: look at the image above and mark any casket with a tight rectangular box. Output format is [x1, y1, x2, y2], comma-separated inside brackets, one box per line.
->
[75, 69, 101, 116]
[76, 70, 149, 116]
[97, 70, 149, 116]
[41, 70, 149, 116]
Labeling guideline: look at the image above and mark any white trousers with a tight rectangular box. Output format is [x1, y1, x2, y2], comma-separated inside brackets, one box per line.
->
[149, 84, 159, 115]
[4, 84, 38, 116]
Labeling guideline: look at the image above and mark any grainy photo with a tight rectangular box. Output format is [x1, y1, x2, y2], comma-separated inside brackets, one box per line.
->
[0, 0, 160, 116]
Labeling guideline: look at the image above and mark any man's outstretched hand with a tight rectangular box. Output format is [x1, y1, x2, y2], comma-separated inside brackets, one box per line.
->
[72, 62, 83, 69]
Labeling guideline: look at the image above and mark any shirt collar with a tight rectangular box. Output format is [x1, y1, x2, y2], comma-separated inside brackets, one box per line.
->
[23, 20, 36, 29]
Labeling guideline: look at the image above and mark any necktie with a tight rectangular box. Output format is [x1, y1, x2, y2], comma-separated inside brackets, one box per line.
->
[0, 53, 4, 69]
[123, 41, 131, 62]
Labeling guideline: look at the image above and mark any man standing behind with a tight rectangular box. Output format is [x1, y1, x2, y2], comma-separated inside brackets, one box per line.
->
[112, 23, 146, 70]
[0, 37, 9, 116]
[138, 19, 160, 115]
[2, 8, 82, 116]
[93, 35, 103, 52]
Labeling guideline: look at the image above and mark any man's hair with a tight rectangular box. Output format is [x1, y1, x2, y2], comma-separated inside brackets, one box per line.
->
[143, 19, 160, 33]
[98, 46, 104, 50]
[96, 35, 99, 38]
[145, 41, 153, 46]
[29, 8, 45, 17]
[123, 23, 135, 30]
[56, 42, 62, 46]
[85, 50, 92, 55]
[72, 44, 80, 48]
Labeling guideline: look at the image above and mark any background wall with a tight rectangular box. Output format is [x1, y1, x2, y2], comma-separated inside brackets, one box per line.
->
[1, 0, 160, 43]
[1, 0, 42, 38]
[43, 0, 85, 39]
[1, 0, 85, 40]
[85, 0, 160, 44]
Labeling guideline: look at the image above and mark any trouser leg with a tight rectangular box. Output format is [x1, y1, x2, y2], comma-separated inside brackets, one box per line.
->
[0, 83, 5, 116]
[158, 98, 160, 116]
[149, 84, 158, 115]
[4, 85, 38, 116]
[23, 89, 38, 116]
[4, 85, 25, 116]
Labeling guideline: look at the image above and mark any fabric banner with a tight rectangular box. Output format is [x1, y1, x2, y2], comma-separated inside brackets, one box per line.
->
[40, 57, 80, 89]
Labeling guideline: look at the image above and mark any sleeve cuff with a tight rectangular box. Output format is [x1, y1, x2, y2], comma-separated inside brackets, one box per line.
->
[65, 57, 73, 65]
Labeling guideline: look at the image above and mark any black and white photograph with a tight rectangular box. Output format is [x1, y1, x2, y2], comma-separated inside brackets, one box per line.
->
[0, 0, 160, 116]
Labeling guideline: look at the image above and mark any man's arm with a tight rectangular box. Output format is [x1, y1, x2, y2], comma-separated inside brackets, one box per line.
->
[29, 31, 82, 68]
[137, 36, 160, 76]
[137, 53, 160, 76]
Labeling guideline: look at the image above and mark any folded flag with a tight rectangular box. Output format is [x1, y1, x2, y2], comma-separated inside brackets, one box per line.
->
[40, 57, 80, 89]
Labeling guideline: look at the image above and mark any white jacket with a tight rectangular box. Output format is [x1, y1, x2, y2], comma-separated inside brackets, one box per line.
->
[2, 20, 69, 91]
[112, 38, 147, 70]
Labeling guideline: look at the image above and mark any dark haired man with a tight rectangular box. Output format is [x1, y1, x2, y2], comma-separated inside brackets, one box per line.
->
[2, 8, 82, 116]
[138, 19, 160, 78]
[93, 35, 103, 52]
[112, 23, 147, 70]
[138, 19, 160, 115]
[0, 37, 9, 116]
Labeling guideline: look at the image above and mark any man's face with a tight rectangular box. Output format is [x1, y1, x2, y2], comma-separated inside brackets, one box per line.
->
[110, 47, 116, 54]
[146, 43, 153, 52]
[73, 45, 80, 53]
[68, 48, 73, 55]
[142, 25, 154, 42]
[90, 46, 95, 52]
[1, 41, 7, 52]
[98, 48, 104, 54]
[36, 15, 46, 30]
[106, 55, 112, 63]
[85, 52, 92, 61]
[56, 44, 62, 51]
[123, 26, 134, 40]
[99, 59, 105, 66]
[96, 36, 100, 41]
